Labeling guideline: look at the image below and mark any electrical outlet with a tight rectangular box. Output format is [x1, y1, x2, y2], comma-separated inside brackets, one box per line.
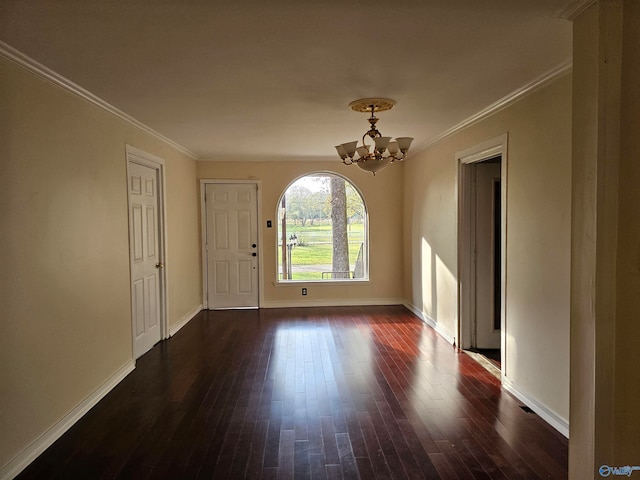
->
[302, 288, 307, 296]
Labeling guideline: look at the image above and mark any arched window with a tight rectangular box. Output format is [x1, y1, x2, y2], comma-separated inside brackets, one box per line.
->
[277, 173, 368, 282]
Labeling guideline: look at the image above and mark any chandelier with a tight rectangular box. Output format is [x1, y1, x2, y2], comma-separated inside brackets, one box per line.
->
[335, 98, 413, 175]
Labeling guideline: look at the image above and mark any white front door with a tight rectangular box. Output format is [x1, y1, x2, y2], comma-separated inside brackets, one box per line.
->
[128, 161, 162, 358]
[205, 183, 259, 308]
[475, 161, 501, 349]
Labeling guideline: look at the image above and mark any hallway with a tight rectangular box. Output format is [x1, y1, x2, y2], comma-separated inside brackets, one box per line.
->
[17, 306, 568, 479]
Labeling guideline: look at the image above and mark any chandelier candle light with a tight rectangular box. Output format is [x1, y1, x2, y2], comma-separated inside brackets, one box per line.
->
[335, 98, 413, 175]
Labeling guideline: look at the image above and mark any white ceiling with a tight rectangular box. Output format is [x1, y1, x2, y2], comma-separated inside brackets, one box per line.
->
[0, 0, 574, 160]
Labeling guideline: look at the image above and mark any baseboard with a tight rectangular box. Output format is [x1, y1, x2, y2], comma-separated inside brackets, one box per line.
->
[0, 360, 135, 480]
[502, 376, 569, 438]
[403, 301, 457, 346]
[402, 301, 569, 438]
[261, 298, 404, 309]
[169, 304, 203, 337]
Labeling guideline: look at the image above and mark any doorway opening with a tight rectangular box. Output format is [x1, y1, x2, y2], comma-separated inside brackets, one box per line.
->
[457, 134, 507, 377]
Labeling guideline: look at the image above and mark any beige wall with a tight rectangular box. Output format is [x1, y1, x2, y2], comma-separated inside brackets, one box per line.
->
[197, 160, 404, 306]
[165, 154, 202, 325]
[0, 57, 201, 470]
[403, 73, 572, 425]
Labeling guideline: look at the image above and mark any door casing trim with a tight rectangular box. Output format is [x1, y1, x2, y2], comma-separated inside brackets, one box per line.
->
[456, 133, 508, 375]
[200, 179, 263, 309]
[125, 145, 169, 357]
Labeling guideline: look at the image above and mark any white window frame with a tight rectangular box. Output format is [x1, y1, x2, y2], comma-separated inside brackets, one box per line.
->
[275, 172, 369, 284]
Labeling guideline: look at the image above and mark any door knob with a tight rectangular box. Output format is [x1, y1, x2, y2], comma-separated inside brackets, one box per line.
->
[156, 262, 164, 269]
[252, 244, 257, 248]
[252, 253, 257, 257]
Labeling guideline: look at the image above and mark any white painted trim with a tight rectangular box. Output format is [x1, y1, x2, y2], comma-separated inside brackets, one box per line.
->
[456, 134, 509, 374]
[0, 361, 135, 480]
[456, 136, 505, 165]
[126, 144, 165, 166]
[126, 145, 170, 353]
[422, 62, 572, 150]
[262, 298, 403, 309]
[0, 41, 198, 160]
[405, 298, 569, 438]
[200, 181, 208, 309]
[169, 305, 203, 337]
[404, 298, 569, 438]
[502, 376, 570, 438]
[200, 179, 263, 309]
[257, 183, 265, 309]
[555, 0, 597, 20]
[273, 280, 371, 287]
[201, 155, 337, 163]
[403, 302, 457, 346]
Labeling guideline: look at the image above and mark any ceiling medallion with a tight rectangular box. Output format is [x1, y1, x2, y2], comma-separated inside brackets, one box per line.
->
[335, 97, 413, 175]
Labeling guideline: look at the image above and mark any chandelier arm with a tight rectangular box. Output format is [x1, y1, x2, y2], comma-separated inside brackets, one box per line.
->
[361, 133, 370, 148]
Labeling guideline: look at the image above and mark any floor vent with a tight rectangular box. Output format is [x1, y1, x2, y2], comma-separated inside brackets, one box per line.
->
[520, 405, 535, 414]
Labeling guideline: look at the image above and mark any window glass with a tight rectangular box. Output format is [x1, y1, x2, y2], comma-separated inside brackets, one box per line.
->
[277, 173, 368, 281]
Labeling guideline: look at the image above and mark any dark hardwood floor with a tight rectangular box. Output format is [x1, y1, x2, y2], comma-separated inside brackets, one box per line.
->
[17, 306, 568, 479]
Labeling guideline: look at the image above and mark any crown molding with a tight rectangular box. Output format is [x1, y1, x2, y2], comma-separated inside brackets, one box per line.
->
[420, 60, 572, 151]
[0, 41, 199, 160]
[200, 154, 337, 162]
[554, 0, 598, 20]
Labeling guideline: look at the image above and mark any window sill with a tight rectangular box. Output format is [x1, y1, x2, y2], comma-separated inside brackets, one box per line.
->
[274, 279, 370, 287]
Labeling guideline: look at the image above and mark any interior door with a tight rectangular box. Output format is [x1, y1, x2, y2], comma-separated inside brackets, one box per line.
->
[475, 161, 501, 349]
[205, 183, 259, 308]
[128, 162, 162, 358]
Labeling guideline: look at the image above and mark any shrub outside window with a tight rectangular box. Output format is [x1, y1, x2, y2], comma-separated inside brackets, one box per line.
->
[277, 173, 368, 282]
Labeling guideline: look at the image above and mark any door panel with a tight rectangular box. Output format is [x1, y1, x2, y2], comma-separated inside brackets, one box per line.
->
[238, 260, 253, 293]
[146, 206, 156, 257]
[133, 279, 145, 335]
[215, 261, 230, 293]
[205, 183, 259, 308]
[214, 211, 229, 249]
[129, 162, 162, 358]
[132, 205, 143, 261]
[475, 162, 501, 349]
